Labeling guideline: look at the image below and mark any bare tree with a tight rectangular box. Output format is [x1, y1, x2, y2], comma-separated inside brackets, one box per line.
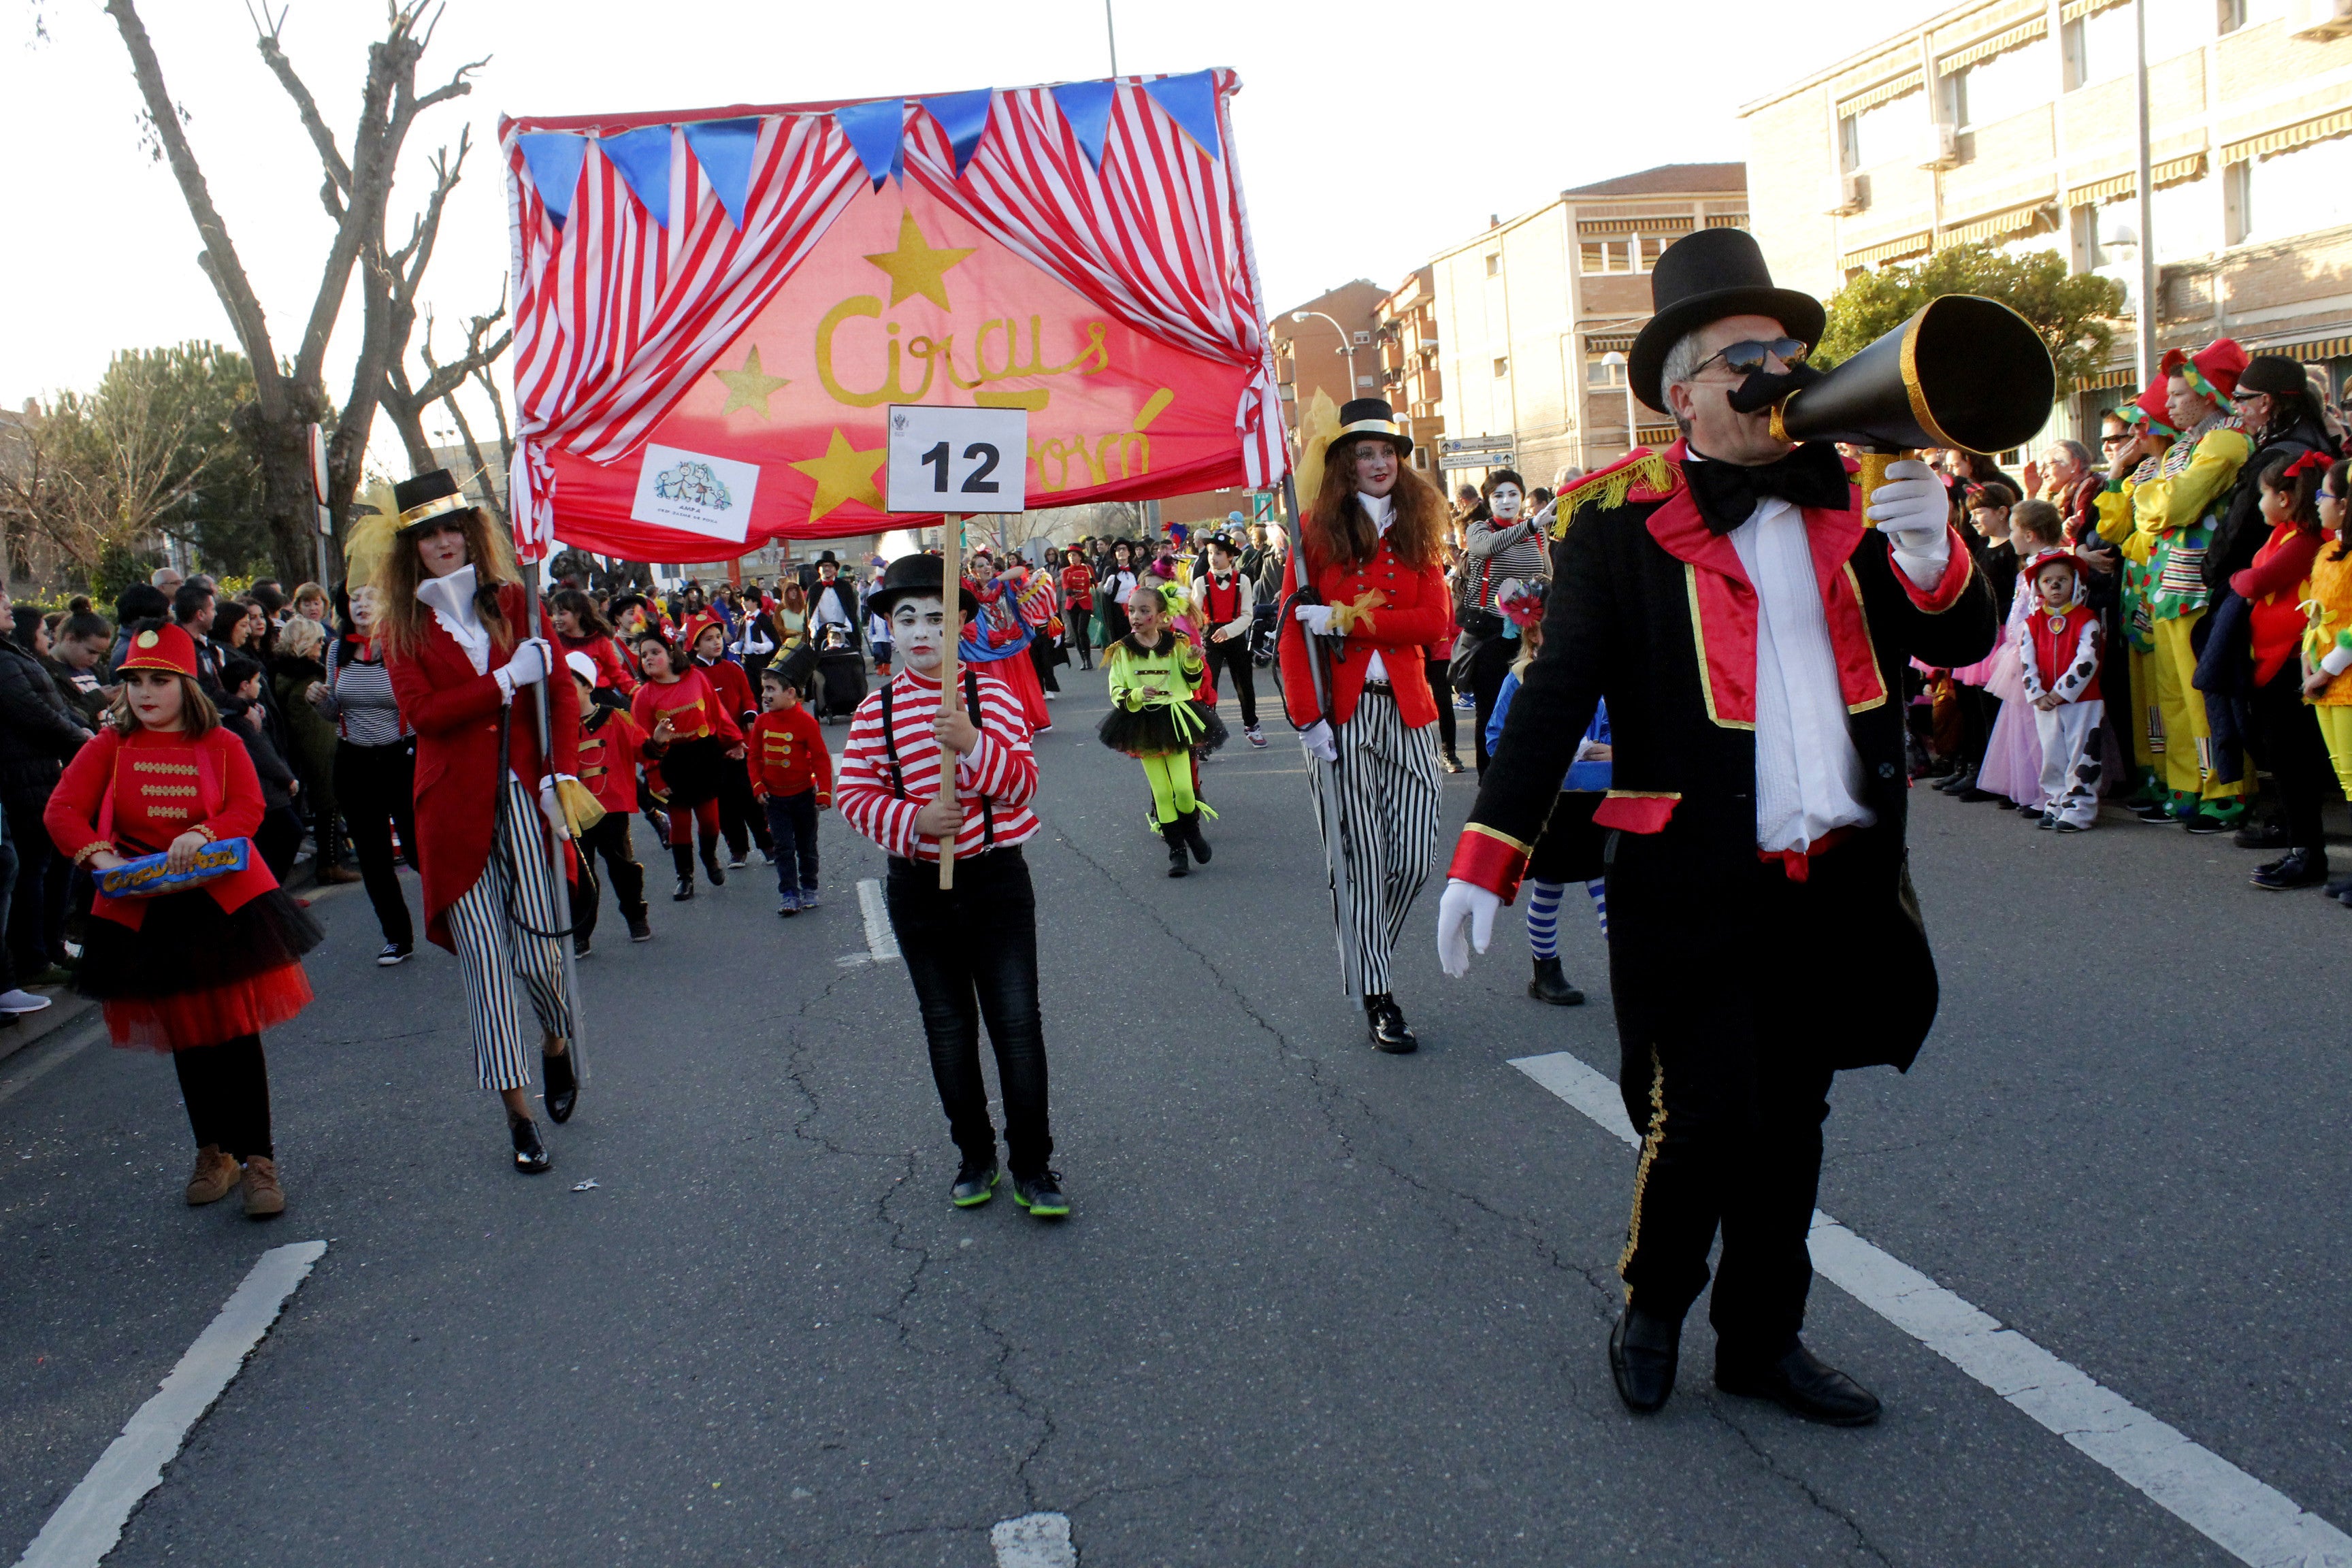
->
[101, 0, 488, 582]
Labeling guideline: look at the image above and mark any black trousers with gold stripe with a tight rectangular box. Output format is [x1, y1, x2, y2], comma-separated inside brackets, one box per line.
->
[1612, 852, 1843, 1359]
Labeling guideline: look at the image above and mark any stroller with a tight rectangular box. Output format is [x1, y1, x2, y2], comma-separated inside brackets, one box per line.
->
[813, 622, 866, 723]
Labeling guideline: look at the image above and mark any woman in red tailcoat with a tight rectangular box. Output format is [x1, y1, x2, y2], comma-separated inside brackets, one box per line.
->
[378, 469, 583, 1175]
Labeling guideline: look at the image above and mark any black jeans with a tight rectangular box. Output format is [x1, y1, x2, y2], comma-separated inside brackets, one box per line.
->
[884, 847, 1052, 1175]
[255, 804, 304, 882]
[1203, 635, 1258, 728]
[1065, 607, 1092, 668]
[2246, 662, 2336, 850]
[172, 1034, 273, 1159]
[717, 758, 772, 860]
[1467, 634, 1516, 778]
[5, 797, 65, 973]
[764, 791, 820, 896]
[336, 738, 416, 948]
[1425, 657, 1457, 759]
[570, 812, 647, 941]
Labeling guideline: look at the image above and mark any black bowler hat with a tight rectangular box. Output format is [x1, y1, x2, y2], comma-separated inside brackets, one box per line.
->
[1628, 229, 1825, 412]
[866, 553, 978, 619]
[392, 468, 472, 536]
[1332, 397, 1413, 457]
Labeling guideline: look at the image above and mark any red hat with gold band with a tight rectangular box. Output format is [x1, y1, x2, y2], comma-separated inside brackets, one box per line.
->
[2159, 338, 2248, 404]
[681, 609, 723, 649]
[117, 622, 199, 677]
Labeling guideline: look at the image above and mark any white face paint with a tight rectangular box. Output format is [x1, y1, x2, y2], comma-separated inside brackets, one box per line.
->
[892, 595, 951, 674]
[1487, 482, 1524, 521]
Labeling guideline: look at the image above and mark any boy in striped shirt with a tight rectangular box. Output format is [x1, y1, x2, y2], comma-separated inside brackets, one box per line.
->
[836, 556, 1066, 1220]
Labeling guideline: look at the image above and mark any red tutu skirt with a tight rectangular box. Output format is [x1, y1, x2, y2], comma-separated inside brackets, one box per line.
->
[76, 885, 323, 1053]
[992, 650, 1053, 732]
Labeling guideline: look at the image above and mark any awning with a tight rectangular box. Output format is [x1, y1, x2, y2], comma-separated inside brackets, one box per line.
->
[2221, 105, 2352, 165]
[1703, 213, 1748, 228]
[2074, 367, 2136, 392]
[2255, 332, 2352, 361]
[2059, 0, 2129, 21]
[1577, 216, 1695, 236]
[1843, 230, 1934, 268]
[1936, 201, 2057, 250]
[1584, 333, 1637, 354]
[1940, 16, 2048, 75]
[2065, 152, 2207, 206]
[1839, 70, 1925, 118]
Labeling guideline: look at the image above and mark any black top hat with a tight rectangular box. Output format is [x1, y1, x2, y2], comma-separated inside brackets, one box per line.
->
[392, 468, 471, 535]
[866, 553, 979, 619]
[1331, 397, 1413, 456]
[1628, 229, 1826, 412]
[816, 550, 839, 566]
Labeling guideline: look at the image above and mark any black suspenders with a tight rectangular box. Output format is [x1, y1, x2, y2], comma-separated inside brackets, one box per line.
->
[877, 672, 996, 849]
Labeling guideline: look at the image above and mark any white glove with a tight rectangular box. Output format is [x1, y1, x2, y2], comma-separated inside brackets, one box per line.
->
[1436, 877, 1501, 978]
[538, 774, 577, 832]
[1863, 459, 1948, 546]
[1293, 603, 1334, 636]
[1299, 719, 1337, 764]
[496, 637, 553, 700]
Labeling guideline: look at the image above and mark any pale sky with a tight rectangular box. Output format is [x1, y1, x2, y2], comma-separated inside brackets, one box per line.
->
[2, 0, 1946, 466]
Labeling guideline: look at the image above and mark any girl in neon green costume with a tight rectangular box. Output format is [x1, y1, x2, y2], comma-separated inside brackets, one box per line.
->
[1098, 584, 1224, 877]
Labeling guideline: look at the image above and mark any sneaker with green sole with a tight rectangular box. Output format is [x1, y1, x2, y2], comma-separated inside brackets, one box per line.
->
[1011, 1169, 1070, 1218]
[951, 1160, 1000, 1207]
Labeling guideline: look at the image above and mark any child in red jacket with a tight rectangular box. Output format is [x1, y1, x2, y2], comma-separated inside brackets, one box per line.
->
[749, 666, 832, 915]
[565, 652, 653, 951]
[689, 615, 773, 868]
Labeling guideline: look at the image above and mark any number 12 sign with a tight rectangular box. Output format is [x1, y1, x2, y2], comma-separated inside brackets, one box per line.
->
[883, 406, 1029, 516]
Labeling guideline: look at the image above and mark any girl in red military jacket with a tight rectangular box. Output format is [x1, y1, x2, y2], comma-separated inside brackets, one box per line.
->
[629, 627, 744, 900]
[1276, 398, 1454, 1053]
[379, 469, 583, 1176]
[551, 587, 638, 697]
[565, 653, 653, 953]
[687, 615, 773, 868]
[46, 621, 322, 1218]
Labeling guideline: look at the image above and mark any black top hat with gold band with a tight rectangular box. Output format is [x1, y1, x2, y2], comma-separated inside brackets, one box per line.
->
[1332, 397, 1414, 457]
[392, 469, 472, 536]
[1628, 229, 1825, 412]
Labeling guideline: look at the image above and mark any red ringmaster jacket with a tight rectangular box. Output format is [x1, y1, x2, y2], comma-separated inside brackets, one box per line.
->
[46, 725, 278, 930]
[748, 706, 832, 802]
[1276, 519, 1452, 729]
[385, 580, 581, 952]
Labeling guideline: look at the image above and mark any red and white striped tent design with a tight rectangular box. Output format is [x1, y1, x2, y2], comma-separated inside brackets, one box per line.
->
[500, 71, 1286, 561]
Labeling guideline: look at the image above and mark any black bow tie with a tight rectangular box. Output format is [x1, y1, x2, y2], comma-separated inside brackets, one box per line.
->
[1684, 442, 1850, 535]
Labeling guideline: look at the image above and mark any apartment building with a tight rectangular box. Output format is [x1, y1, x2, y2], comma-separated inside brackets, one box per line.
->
[1743, 0, 2352, 436]
[1372, 266, 1447, 475]
[1427, 165, 1749, 485]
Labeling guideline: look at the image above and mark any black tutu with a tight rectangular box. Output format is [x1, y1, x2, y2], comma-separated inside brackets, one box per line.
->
[1098, 700, 1226, 757]
[76, 886, 323, 1002]
[657, 735, 727, 808]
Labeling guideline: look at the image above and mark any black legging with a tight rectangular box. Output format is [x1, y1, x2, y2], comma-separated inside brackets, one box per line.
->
[1468, 635, 1517, 778]
[173, 1034, 272, 1159]
[2244, 662, 2338, 849]
[336, 737, 416, 948]
[1425, 657, 1457, 760]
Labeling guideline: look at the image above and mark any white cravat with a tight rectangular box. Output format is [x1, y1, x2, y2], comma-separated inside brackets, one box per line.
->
[416, 565, 490, 675]
[1725, 496, 1876, 852]
[1358, 491, 1394, 683]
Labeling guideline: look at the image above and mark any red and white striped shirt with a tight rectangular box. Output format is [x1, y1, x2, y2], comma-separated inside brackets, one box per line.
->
[837, 667, 1039, 863]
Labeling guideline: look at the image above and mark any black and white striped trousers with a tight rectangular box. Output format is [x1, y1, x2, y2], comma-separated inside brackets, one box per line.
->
[446, 777, 577, 1090]
[1303, 687, 1441, 997]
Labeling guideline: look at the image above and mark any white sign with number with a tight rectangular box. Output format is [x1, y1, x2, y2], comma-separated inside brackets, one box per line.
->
[883, 405, 1028, 514]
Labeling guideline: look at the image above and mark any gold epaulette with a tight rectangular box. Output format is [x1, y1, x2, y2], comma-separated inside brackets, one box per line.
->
[1549, 448, 1680, 539]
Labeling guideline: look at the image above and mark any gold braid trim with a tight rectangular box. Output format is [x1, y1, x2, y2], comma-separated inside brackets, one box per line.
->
[71, 840, 116, 867]
[1617, 1046, 1669, 1296]
[1550, 449, 1680, 540]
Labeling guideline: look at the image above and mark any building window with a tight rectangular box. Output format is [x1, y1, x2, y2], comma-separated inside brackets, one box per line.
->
[1586, 353, 1627, 389]
[1580, 237, 1669, 273]
[2069, 0, 2207, 87]
[1484, 253, 1501, 277]
[2149, 174, 2222, 261]
[2240, 137, 2352, 245]
[1945, 42, 2051, 130]
[1841, 91, 1924, 171]
[1493, 357, 1510, 378]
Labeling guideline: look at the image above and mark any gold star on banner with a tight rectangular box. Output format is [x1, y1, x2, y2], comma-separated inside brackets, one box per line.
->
[711, 344, 790, 419]
[790, 427, 887, 521]
[862, 211, 976, 310]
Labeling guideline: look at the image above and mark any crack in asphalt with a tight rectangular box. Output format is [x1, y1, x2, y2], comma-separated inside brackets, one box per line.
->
[1702, 1400, 1899, 1566]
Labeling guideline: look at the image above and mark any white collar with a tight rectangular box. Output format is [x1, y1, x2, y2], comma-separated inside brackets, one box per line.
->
[1358, 491, 1395, 534]
[416, 566, 490, 673]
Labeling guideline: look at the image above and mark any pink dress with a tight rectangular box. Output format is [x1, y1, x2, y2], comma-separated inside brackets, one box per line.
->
[1972, 574, 2046, 807]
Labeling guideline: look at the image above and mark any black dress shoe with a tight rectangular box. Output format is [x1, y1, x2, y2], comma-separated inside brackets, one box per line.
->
[1365, 993, 1417, 1054]
[543, 1049, 578, 1124]
[672, 876, 695, 902]
[1714, 1341, 1880, 1426]
[509, 1115, 553, 1174]
[2251, 848, 2328, 890]
[1608, 1307, 1681, 1413]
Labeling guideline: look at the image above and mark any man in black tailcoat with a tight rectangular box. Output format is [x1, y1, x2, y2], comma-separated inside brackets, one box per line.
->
[1435, 229, 1997, 1423]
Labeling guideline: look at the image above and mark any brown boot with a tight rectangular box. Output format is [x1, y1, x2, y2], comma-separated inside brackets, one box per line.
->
[318, 864, 364, 886]
[185, 1145, 240, 1205]
[241, 1156, 286, 1219]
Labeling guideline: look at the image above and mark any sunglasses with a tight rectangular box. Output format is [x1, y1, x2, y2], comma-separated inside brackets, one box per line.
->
[2100, 434, 2131, 445]
[1691, 338, 1809, 378]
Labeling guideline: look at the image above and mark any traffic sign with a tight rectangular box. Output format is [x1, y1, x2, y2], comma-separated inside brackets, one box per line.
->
[884, 406, 1029, 514]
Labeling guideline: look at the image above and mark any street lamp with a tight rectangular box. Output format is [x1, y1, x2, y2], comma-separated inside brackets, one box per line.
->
[1290, 309, 1360, 397]
[1601, 350, 1636, 457]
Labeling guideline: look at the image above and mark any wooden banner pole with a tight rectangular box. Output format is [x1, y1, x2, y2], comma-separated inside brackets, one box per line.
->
[938, 512, 963, 891]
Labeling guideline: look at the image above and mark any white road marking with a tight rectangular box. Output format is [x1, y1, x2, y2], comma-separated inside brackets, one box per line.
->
[991, 1512, 1076, 1568]
[15, 1240, 327, 1568]
[1509, 1051, 2352, 1568]
[0, 1019, 103, 1112]
[857, 879, 900, 963]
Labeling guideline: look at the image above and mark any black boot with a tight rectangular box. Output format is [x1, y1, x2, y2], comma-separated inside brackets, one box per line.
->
[701, 841, 727, 887]
[1527, 956, 1585, 1006]
[1162, 821, 1189, 877]
[671, 842, 696, 901]
[1364, 992, 1417, 1054]
[1180, 809, 1212, 866]
[542, 1046, 578, 1124]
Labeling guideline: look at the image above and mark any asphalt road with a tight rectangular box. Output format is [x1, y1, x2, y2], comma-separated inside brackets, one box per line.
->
[3, 673, 2347, 1567]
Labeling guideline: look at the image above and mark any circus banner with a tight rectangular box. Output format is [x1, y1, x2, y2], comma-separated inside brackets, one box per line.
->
[500, 72, 1284, 561]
